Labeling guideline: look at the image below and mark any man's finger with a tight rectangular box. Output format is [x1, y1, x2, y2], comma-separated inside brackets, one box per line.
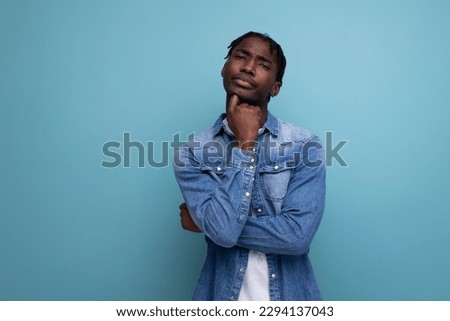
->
[228, 94, 240, 112]
[179, 202, 188, 217]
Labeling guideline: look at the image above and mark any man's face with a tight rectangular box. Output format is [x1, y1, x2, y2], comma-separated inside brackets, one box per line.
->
[222, 37, 281, 107]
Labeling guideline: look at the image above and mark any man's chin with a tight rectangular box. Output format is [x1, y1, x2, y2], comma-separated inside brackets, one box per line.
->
[227, 90, 258, 105]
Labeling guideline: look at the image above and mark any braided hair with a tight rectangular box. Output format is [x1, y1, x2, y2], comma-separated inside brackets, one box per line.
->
[224, 31, 287, 86]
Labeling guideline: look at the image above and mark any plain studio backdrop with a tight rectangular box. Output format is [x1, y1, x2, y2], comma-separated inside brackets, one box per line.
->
[1, 0, 449, 300]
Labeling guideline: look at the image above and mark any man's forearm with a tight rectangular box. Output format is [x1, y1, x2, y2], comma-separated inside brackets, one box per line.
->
[174, 145, 257, 247]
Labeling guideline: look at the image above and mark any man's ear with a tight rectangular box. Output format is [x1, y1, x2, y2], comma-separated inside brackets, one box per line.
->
[221, 63, 226, 78]
[270, 81, 282, 97]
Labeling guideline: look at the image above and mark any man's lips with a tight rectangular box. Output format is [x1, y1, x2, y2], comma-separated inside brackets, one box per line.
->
[232, 75, 256, 89]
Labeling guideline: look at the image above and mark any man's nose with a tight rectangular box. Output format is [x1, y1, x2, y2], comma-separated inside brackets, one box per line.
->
[240, 60, 255, 75]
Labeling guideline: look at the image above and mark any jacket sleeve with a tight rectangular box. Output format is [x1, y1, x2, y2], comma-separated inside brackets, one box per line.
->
[236, 137, 326, 256]
[173, 143, 257, 248]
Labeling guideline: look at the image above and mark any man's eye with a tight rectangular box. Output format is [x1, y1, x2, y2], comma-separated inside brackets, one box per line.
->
[260, 63, 269, 70]
[234, 55, 245, 59]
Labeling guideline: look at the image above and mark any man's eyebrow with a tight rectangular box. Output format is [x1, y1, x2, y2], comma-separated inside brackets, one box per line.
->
[234, 48, 250, 56]
[235, 48, 273, 64]
[257, 55, 273, 64]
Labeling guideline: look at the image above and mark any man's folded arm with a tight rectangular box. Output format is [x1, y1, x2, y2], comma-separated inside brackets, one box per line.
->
[237, 141, 326, 256]
[173, 144, 257, 247]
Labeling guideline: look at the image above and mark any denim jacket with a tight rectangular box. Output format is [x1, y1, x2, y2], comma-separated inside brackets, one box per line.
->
[173, 112, 326, 301]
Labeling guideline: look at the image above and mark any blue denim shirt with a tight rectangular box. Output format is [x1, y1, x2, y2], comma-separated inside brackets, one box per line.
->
[173, 112, 326, 301]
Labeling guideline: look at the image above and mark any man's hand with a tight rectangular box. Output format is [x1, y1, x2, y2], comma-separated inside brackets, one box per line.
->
[179, 203, 202, 233]
[227, 94, 261, 150]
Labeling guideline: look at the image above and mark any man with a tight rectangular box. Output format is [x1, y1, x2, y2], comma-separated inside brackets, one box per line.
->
[173, 31, 325, 301]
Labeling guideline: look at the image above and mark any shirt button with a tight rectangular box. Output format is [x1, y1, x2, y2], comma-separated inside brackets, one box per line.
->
[249, 165, 254, 170]
[274, 165, 279, 170]
[230, 296, 235, 301]
[271, 273, 276, 278]
[250, 158, 254, 163]
[245, 192, 250, 197]
[239, 267, 245, 272]
[217, 166, 221, 171]
[257, 208, 262, 213]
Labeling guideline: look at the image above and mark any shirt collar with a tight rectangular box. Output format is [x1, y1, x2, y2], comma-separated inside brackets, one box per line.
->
[212, 112, 279, 137]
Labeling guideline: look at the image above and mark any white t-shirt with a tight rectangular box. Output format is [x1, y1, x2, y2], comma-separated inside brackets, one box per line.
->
[238, 250, 270, 301]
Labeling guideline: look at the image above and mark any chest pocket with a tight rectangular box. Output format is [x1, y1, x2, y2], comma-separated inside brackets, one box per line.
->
[259, 163, 292, 202]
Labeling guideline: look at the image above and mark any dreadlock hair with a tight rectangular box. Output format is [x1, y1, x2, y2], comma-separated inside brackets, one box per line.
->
[224, 31, 287, 86]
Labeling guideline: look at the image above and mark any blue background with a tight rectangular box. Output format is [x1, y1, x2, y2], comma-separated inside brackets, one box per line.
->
[1, 0, 449, 300]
